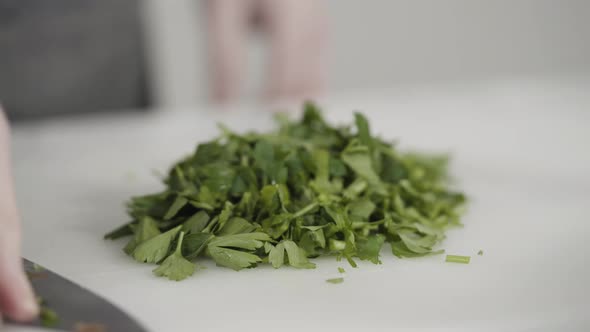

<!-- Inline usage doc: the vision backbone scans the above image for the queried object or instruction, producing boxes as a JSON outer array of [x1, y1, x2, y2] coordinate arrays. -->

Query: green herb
[[282, 240, 316, 269], [106, 103, 467, 280], [124, 217, 161, 254], [477, 250, 483, 256], [104, 222, 133, 240], [182, 232, 212, 260], [206, 232, 273, 270], [132, 226, 182, 263], [153, 231, 196, 281], [338, 267, 345, 273], [445, 254, 471, 264], [36, 297, 58, 328], [326, 277, 344, 284], [182, 211, 210, 234], [40, 307, 59, 327]]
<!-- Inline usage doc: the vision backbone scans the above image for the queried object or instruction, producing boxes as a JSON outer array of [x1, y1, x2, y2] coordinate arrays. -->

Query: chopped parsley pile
[[105, 103, 466, 281]]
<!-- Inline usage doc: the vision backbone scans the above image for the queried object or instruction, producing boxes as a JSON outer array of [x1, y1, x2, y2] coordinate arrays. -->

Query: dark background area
[[0, 0, 150, 120]]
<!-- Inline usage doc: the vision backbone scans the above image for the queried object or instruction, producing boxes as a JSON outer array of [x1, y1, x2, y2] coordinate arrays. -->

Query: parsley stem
[[326, 277, 344, 284], [293, 202, 319, 219], [445, 254, 470, 264], [175, 231, 185, 254]]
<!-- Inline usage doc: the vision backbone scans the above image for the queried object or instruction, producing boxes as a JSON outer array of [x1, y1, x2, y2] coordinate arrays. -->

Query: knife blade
[[6, 259, 148, 332]]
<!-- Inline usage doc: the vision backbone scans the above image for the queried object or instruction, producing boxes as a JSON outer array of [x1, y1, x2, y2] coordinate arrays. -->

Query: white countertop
[[8, 76, 590, 332]]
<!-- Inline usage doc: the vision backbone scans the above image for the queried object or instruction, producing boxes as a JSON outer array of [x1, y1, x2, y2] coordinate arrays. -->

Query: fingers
[[0, 227, 38, 322], [261, 0, 327, 103], [205, 0, 251, 103], [0, 109, 38, 322]]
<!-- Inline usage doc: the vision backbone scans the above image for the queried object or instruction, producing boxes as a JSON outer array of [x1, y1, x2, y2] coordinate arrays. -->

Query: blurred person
[[206, 0, 326, 103], [0, 0, 327, 321]]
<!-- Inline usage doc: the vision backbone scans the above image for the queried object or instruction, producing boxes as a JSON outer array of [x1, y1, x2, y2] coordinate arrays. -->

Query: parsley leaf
[[182, 232, 212, 260], [208, 232, 272, 251], [132, 226, 182, 264], [341, 141, 387, 195], [206, 232, 271, 270], [268, 240, 316, 269], [163, 196, 188, 220], [216, 217, 257, 236], [154, 231, 196, 281], [124, 216, 161, 255], [182, 210, 210, 234], [356, 234, 385, 264], [268, 242, 286, 268], [207, 246, 262, 271], [104, 222, 134, 240]]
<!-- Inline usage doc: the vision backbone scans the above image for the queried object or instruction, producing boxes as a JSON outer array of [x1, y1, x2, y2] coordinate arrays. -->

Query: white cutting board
[[9, 78, 590, 332]]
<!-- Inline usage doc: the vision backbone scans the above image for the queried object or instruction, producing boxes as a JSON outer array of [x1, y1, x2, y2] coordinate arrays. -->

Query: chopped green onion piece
[[477, 250, 483, 256], [326, 277, 344, 284], [445, 254, 470, 264], [338, 267, 345, 274]]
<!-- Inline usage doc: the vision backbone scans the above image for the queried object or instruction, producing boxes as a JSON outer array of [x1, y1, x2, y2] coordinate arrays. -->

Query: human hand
[[206, 0, 327, 103], [0, 108, 38, 322]]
